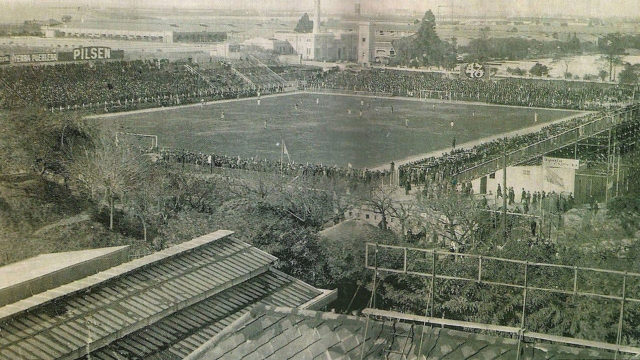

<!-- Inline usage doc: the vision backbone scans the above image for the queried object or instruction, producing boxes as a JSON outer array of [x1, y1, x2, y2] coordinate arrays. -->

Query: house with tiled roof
[[186, 305, 623, 360]]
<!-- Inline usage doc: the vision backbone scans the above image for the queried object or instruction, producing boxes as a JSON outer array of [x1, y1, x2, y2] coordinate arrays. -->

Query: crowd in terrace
[[158, 149, 391, 183], [308, 69, 636, 110], [272, 65, 323, 82], [229, 57, 287, 89], [398, 112, 604, 188], [0, 59, 282, 111]]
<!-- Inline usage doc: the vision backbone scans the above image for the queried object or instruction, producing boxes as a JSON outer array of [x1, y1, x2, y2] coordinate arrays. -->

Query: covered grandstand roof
[[186, 306, 618, 360], [0, 230, 335, 360]]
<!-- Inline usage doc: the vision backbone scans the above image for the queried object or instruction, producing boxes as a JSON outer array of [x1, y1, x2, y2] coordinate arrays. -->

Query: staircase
[[248, 55, 287, 85]]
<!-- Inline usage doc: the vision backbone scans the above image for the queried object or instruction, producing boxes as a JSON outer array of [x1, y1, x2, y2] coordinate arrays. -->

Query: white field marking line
[[86, 89, 584, 120], [303, 89, 587, 112], [369, 111, 592, 171], [84, 90, 306, 120], [83, 89, 592, 172]]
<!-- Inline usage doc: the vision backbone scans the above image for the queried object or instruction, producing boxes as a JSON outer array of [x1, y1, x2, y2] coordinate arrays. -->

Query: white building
[[470, 157, 580, 202], [272, 0, 362, 62], [43, 26, 174, 43], [242, 37, 295, 54], [357, 22, 376, 65]]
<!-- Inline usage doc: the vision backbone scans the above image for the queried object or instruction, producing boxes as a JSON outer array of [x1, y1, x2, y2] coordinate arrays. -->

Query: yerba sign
[[1, 47, 124, 64]]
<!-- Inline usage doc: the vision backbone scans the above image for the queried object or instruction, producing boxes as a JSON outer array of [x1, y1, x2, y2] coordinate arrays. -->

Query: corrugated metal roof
[[89, 269, 325, 360], [0, 230, 236, 323], [0, 230, 280, 360]]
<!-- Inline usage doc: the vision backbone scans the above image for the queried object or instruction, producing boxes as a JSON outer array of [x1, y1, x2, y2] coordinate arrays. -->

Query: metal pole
[[516, 262, 529, 360], [403, 248, 407, 273], [615, 273, 627, 360], [280, 141, 283, 175], [606, 128, 612, 202], [574, 129, 579, 159], [430, 251, 436, 318], [503, 141, 508, 243], [616, 149, 621, 197], [360, 244, 379, 360]]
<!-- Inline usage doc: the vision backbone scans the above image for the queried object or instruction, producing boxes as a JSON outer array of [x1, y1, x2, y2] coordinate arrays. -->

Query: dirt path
[[33, 213, 91, 236]]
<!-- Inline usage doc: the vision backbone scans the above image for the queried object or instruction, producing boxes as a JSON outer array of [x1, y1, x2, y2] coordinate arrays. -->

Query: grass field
[[106, 93, 577, 169]]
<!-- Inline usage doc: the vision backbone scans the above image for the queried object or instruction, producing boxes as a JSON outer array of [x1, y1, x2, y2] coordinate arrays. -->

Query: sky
[[5, 0, 640, 19]]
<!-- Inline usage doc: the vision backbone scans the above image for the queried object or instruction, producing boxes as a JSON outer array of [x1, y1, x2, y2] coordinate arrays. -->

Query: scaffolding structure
[[361, 242, 640, 359], [454, 103, 640, 183]]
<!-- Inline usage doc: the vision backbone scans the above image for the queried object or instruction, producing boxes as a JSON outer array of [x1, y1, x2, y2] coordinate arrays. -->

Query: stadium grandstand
[[0, 58, 296, 112], [398, 104, 640, 204], [228, 56, 289, 91], [1, 58, 638, 204], [307, 68, 637, 110]]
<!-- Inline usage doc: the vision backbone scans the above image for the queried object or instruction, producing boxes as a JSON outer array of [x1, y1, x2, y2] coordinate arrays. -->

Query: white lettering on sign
[[11, 53, 58, 63], [73, 47, 112, 60], [542, 157, 579, 169], [465, 63, 485, 78]]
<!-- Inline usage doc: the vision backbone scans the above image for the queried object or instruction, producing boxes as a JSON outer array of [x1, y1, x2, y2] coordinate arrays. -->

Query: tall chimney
[[313, 0, 320, 34]]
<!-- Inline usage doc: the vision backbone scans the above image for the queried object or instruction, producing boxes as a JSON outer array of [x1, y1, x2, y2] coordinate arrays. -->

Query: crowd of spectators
[[308, 68, 636, 110], [0, 59, 285, 111], [398, 109, 640, 189], [159, 149, 391, 184], [3, 60, 637, 197], [228, 57, 288, 89]]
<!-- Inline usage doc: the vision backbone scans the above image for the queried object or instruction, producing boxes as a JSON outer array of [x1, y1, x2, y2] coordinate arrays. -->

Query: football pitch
[[106, 93, 579, 169]]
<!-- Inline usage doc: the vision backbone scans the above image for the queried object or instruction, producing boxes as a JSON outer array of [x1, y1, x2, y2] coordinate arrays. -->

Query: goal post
[[419, 89, 448, 100], [115, 132, 158, 150]]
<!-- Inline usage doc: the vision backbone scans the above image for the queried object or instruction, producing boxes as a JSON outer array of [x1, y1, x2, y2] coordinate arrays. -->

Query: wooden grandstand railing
[[453, 103, 640, 182], [364, 242, 640, 358], [248, 55, 287, 85], [230, 66, 256, 89]]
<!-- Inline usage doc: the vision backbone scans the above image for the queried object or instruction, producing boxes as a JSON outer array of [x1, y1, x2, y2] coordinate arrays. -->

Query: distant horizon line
[[18, 5, 640, 21]]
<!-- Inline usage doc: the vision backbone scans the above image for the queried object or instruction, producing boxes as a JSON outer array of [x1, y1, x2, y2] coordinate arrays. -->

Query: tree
[[294, 13, 313, 33], [71, 129, 145, 231], [507, 67, 526, 76], [530, 62, 550, 77], [415, 191, 483, 251], [361, 184, 396, 230], [618, 63, 639, 84], [391, 201, 415, 236], [607, 196, 640, 236], [4, 107, 89, 177], [599, 33, 626, 81], [599, 69, 609, 81], [391, 10, 456, 68]]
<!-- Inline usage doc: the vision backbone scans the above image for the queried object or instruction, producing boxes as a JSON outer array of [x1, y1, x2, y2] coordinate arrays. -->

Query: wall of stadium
[[472, 164, 576, 201]]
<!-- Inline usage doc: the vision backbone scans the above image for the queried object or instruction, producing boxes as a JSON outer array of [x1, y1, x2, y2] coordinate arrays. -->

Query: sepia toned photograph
[[0, 0, 639, 358]]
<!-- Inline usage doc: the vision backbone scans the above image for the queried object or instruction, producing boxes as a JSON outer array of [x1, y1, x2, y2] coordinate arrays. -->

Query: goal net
[[115, 132, 158, 150]]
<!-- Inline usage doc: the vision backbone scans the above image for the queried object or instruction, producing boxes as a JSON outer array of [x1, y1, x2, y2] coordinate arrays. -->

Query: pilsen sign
[[73, 46, 111, 60], [57, 47, 123, 61]]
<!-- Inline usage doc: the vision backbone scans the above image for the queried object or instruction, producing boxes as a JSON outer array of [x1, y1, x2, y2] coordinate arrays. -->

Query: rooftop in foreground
[[0, 230, 335, 360], [0, 246, 129, 307], [186, 305, 622, 360]]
